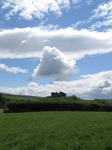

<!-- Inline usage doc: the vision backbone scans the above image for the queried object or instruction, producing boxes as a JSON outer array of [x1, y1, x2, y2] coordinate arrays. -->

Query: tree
[[0, 93, 3, 103]]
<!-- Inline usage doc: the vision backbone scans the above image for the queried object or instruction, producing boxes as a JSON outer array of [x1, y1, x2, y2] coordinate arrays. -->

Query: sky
[[0, 0, 112, 99]]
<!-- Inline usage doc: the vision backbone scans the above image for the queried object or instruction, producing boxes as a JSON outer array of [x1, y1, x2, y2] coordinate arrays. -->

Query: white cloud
[[102, 86, 112, 99], [32, 46, 77, 81], [91, 1, 111, 19], [72, 0, 92, 5], [72, 0, 81, 4], [86, 0, 93, 5], [1, 0, 70, 20], [1, 70, 112, 99], [1, 0, 93, 20], [0, 63, 27, 74], [0, 27, 112, 59], [89, 1, 112, 30], [73, 1, 112, 31], [1, 0, 94, 21]]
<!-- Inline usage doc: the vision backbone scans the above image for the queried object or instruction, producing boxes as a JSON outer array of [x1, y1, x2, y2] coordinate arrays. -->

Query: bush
[[0, 93, 4, 108], [0, 93, 3, 103], [86, 103, 101, 111], [5, 101, 86, 112]]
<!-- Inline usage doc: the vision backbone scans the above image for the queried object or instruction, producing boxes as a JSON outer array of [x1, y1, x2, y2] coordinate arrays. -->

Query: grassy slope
[[0, 111, 112, 150], [3, 94, 112, 104]]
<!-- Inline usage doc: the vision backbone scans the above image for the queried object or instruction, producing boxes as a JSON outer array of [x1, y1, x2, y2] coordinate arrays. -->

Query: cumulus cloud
[[0, 27, 112, 59], [32, 46, 77, 81], [1, 0, 70, 20], [0, 63, 27, 74], [1, 70, 112, 99], [79, 71, 112, 99]]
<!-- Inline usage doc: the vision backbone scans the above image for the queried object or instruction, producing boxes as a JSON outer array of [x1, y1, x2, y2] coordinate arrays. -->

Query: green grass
[[0, 109, 3, 113], [3, 96, 28, 101], [0, 111, 112, 150]]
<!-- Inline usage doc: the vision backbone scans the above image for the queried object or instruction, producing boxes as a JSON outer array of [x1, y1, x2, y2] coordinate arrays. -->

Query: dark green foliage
[[70, 95, 79, 100], [0, 93, 3, 103], [0, 93, 5, 109], [86, 103, 101, 111], [5, 100, 112, 113], [6, 102, 85, 112]]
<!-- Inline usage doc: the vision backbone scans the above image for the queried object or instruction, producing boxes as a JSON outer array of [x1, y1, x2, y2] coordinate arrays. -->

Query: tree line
[[4, 101, 112, 113]]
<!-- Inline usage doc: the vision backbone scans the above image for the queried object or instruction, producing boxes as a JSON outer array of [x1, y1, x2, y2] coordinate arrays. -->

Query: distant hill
[[104, 99, 112, 102], [1, 93, 41, 100], [1, 92, 112, 101]]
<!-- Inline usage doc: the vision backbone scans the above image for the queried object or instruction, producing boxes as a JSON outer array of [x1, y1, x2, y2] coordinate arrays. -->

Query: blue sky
[[0, 0, 112, 99]]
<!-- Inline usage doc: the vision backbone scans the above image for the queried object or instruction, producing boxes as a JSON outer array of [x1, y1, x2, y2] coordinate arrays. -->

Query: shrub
[[0, 93, 3, 103]]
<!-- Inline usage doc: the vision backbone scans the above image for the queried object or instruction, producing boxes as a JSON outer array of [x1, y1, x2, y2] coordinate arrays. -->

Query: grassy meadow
[[0, 110, 112, 150]]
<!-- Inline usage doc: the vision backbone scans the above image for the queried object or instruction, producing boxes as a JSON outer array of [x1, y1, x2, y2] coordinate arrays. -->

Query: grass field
[[0, 110, 112, 150]]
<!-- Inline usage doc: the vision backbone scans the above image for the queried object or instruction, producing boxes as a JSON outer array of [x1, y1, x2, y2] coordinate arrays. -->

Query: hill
[[2, 93, 41, 100]]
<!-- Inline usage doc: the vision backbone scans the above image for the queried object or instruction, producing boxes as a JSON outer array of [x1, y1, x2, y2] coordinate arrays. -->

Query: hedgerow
[[5, 101, 112, 113]]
